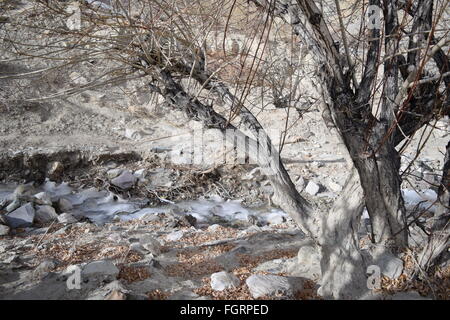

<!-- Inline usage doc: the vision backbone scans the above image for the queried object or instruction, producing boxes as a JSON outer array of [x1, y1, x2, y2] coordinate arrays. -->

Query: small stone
[[82, 260, 119, 278], [107, 168, 122, 179], [57, 213, 78, 224], [139, 235, 161, 255], [328, 180, 343, 193], [111, 170, 137, 190], [210, 271, 240, 291], [105, 290, 127, 300], [305, 181, 320, 196], [0, 224, 10, 236], [35, 205, 58, 224], [48, 161, 64, 180], [34, 192, 52, 205], [5, 203, 35, 228], [58, 198, 73, 212], [245, 274, 304, 299]]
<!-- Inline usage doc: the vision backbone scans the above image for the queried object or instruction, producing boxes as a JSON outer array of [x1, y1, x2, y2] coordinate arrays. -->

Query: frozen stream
[[0, 180, 290, 227], [0, 180, 438, 228]]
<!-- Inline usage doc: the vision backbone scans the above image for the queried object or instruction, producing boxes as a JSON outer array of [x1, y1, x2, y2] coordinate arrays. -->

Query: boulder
[[82, 260, 119, 279], [245, 274, 304, 299], [139, 235, 162, 255], [35, 205, 58, 224], [373, 250, 404, 279], [111, 170, 137, 190], [210, 271, 240, 291], [5, 203, 35, 228], [57, 213, 78, 224], [58, 198, 73, 212]]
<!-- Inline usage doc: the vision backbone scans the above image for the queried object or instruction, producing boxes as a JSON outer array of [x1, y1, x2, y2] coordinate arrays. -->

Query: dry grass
[[118, 265, 151, 283]]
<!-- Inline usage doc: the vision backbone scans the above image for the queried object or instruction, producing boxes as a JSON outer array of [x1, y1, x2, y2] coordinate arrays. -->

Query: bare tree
[[1, 0, 448, 298]]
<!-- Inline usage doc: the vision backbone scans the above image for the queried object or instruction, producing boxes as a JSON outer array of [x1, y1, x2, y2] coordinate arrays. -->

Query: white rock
[[57, 213, 78, 224], [5, 203, 35, 228], [58, 198, 73, 212], [111, 170, 137, 190], [166, 230, 185, 241], [107, 168, 122, 179], [34, 192, 53, 205], [133, 169, 147, 179], [305, 181, 320, 196], [245, 274, 304, 299], [328, 180, 343, 193], [210, 271, 240, 291], [0, 224, 10, 236], [6, 199, 20, 213], [207, 224, 222, 232], [82, 260, 119, 278], [35, 205, 58, 224]]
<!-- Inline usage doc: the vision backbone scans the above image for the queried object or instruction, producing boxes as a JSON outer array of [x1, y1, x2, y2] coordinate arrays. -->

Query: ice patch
[[402, 189, 438, 213]]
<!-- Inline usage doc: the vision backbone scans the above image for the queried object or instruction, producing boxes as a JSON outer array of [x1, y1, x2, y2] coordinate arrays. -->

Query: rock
[[0, 224, 10, 236], [373, 250, 404, 279], [266, 213, 286, 225], [207, 224, 221, 232], [5, 203, 35, 228], [129, 243, 147, 255], [86, 280, 128, 300], [111, 170, 137, 190], [133, 169, 146, 179], [166, 230, 185, 241], [254, 258, 292, 275], [34, 192, 52, 205], [82, 260, 119, 279], [33, 259, 56, 278], [13, 184, 34, 197], [6, 199, 20, 213], [58, 198, 73, 212], [295, 176, 306, 190], [210, 271, 240, 291], [124, 128, 143, 140], [327, 180, 343, 193], [245, 274, 304, 299], [106, 168, 122, 179], [292, 243, 322, 279], [35, 205, 58, 224], [105, 290, 127, 300], [57, 213, 78, 224], [139, 235, 162, 255], [48, 161, 64, 180], [304, 181, 320, 196]]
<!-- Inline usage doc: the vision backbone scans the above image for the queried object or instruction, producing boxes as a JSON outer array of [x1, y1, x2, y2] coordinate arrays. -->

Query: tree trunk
[[318, 168, 369, 299]]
